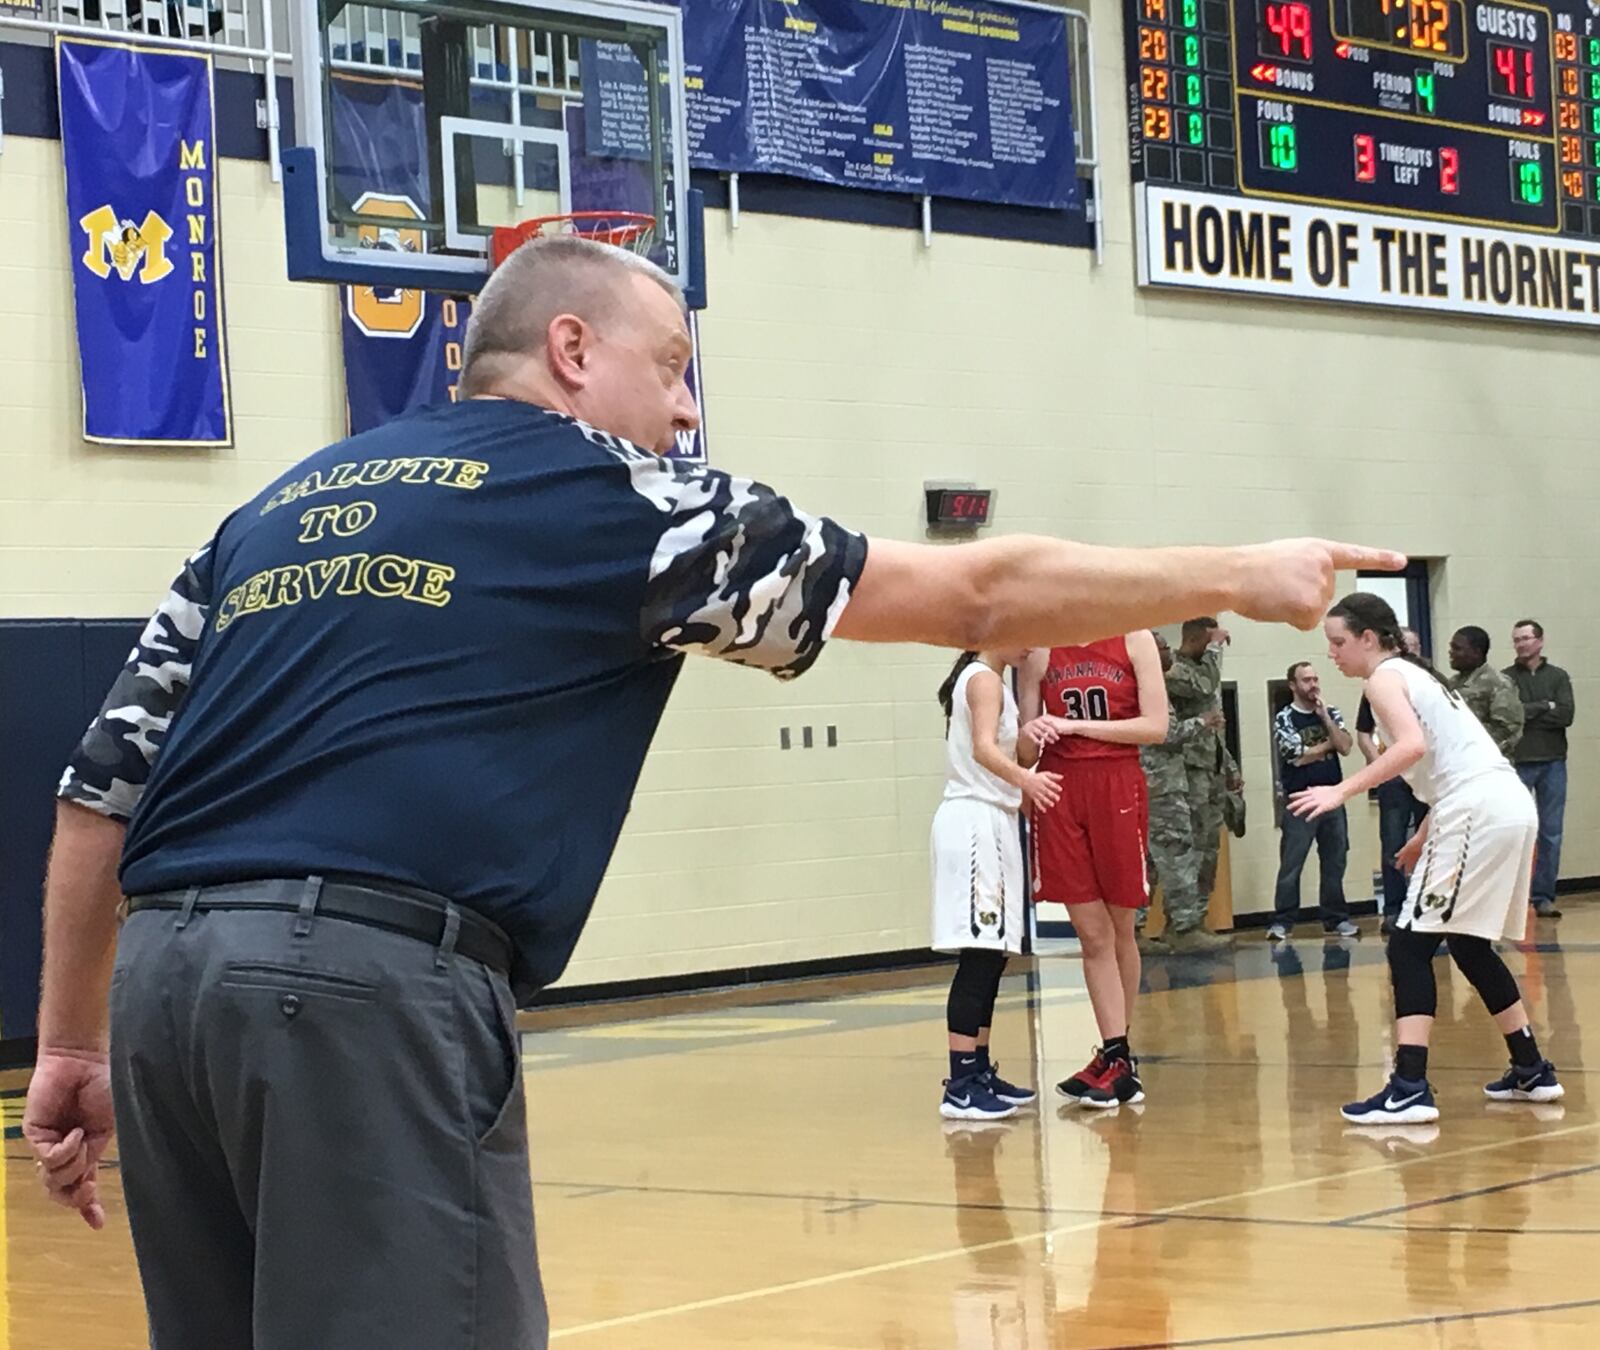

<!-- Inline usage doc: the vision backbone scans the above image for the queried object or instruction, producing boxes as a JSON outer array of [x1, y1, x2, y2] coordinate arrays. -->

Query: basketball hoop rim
[[491, 211, 658, 269]]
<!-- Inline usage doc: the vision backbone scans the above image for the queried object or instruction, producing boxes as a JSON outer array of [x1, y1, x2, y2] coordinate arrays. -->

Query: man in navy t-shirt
[[1269, 660, 1358, 940], [24, 236, 1404, 1349]]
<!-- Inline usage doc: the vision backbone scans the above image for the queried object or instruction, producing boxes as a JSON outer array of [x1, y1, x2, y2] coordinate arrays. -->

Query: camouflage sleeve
[[1165, 646, 1222, 702], [1273, 706, 1305, 764], [1487, 674, 1526, 757], [1165, 712, 1207, 746], [623, 454, 868, 680], [57, 545, 215, 821]]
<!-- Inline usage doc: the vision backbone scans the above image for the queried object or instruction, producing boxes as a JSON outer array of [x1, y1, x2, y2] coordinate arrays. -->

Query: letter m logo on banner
[[78, 205, 175, 283]]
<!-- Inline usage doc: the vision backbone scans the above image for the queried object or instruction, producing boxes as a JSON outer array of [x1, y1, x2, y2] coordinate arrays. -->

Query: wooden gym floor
[[3, 901, 1596, 1348]]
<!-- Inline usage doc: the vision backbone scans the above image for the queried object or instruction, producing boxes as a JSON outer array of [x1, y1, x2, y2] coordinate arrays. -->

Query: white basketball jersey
[[1374, 657, 1514, 804], [943, 663, 1023, 811]]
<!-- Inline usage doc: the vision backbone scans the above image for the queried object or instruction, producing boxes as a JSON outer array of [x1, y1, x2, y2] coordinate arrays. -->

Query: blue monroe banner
[[57, 38, 232, 446], [589, 0, 1078, 210]]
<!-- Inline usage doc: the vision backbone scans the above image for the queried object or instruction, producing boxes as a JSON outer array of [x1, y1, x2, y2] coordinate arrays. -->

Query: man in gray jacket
[[1506, 619, 1575, 919]]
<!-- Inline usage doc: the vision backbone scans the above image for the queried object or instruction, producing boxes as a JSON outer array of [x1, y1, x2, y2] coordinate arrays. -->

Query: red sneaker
[[1077, 1056, 1145, 1109], [1055, 1047, 1108, 1100]]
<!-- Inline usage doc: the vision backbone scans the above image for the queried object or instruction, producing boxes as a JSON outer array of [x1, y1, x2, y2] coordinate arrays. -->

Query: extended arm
[[832, 537, 1404, 649], [633, 460, 1400, 665]]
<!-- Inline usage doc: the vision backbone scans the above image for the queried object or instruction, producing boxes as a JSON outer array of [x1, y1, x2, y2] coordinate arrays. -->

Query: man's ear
[[546, 314, 589, 387]]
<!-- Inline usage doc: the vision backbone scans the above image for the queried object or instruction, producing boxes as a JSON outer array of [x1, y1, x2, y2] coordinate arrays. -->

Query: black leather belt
[[126, 877, 514, 978]]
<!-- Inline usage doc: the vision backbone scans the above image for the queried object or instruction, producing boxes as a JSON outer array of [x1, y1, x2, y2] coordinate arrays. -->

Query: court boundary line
[[549, 1121, 1600, 1338], [1092, 1295, 1600, 1348], [536, 1172, 1600, 1235], [1332, 1161, 1600, 1225], [13, 1155, 1590, 1238]]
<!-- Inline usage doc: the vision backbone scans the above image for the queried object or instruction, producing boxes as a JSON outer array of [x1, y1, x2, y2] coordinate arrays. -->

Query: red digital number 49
[[1266, 2, 1312, 60]]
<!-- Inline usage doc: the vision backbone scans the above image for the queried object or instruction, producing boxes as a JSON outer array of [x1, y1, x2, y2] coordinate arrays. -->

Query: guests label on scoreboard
[[1137, 184, 1600, 328]]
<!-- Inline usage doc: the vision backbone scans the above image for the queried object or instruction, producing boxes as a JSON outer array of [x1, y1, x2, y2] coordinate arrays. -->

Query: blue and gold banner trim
[[57, 37, 232, 446]]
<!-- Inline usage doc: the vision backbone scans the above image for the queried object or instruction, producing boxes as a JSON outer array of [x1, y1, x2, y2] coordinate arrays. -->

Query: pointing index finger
[[1326, 543, 1408, 572]]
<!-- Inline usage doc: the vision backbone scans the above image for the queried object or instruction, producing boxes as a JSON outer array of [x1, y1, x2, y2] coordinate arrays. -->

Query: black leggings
[[947, 948, 1009, 1037], [1387, 926, 1523, 1019]]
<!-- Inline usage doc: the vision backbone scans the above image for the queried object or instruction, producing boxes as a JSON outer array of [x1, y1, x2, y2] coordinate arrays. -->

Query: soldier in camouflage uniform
[[1171, 618, 1230, 897], [1448, 626, 1524, 759], [1142, 627, 1233, 953]]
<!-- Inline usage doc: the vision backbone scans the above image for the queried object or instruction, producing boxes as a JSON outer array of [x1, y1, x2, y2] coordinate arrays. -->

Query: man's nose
[[672, 379, 700, 433]]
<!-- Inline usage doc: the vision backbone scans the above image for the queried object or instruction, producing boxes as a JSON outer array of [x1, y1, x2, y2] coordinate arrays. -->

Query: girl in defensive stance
[[932, 650, 1061, 1120], [1289, 594, 1562, 1124]]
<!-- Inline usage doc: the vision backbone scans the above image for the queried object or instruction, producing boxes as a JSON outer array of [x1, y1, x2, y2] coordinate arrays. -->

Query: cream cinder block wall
[[2, 0, 1596, 991]]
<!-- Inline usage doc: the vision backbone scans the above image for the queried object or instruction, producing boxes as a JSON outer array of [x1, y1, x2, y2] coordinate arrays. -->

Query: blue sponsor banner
[[331, 76, 473, 434], [57, 38, 231, 446], [593, 0, 1077, 211]]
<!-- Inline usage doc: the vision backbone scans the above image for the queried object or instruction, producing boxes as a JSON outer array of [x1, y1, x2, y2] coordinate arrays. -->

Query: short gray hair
[[459, 235, 684, 396]]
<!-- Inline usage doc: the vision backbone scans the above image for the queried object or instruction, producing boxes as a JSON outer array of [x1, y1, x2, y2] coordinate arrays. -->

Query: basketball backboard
[[281, 0, 697, 300]]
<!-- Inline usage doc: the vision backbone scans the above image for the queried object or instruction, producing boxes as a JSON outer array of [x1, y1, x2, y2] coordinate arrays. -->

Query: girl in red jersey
[[1021, 632, 1167, 1107]]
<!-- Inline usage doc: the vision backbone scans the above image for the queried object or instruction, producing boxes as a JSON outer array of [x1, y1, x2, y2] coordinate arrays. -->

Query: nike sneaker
[[940, 1073, 1019, 1121], [1055, 1047, 1108, 1101], [981, 1061, 1037, 1108], [1483, 1060, 1564, 1103], [1341, 1074, 1439, 1125]]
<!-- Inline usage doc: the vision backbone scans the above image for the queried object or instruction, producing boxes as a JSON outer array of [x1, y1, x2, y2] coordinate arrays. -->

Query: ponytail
[[937, 651, 982, 730], [1327, 593, 1456, 696]]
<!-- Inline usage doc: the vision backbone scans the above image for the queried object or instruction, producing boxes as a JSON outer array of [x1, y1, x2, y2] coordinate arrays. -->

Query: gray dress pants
[[110, 901, 547, 1350]]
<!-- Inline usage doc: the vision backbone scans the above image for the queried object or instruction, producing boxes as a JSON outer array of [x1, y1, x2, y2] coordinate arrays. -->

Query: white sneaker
[[1328, 920, 1361, 938], [1267, 923, 1290, 941]]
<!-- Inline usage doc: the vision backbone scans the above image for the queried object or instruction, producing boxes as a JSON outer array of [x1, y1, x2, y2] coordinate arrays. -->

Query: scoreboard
[[1126, 0, 1600, 326]]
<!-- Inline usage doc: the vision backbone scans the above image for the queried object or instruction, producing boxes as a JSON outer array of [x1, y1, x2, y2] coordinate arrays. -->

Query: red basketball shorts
[[1031, 756, 1149, 909]]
